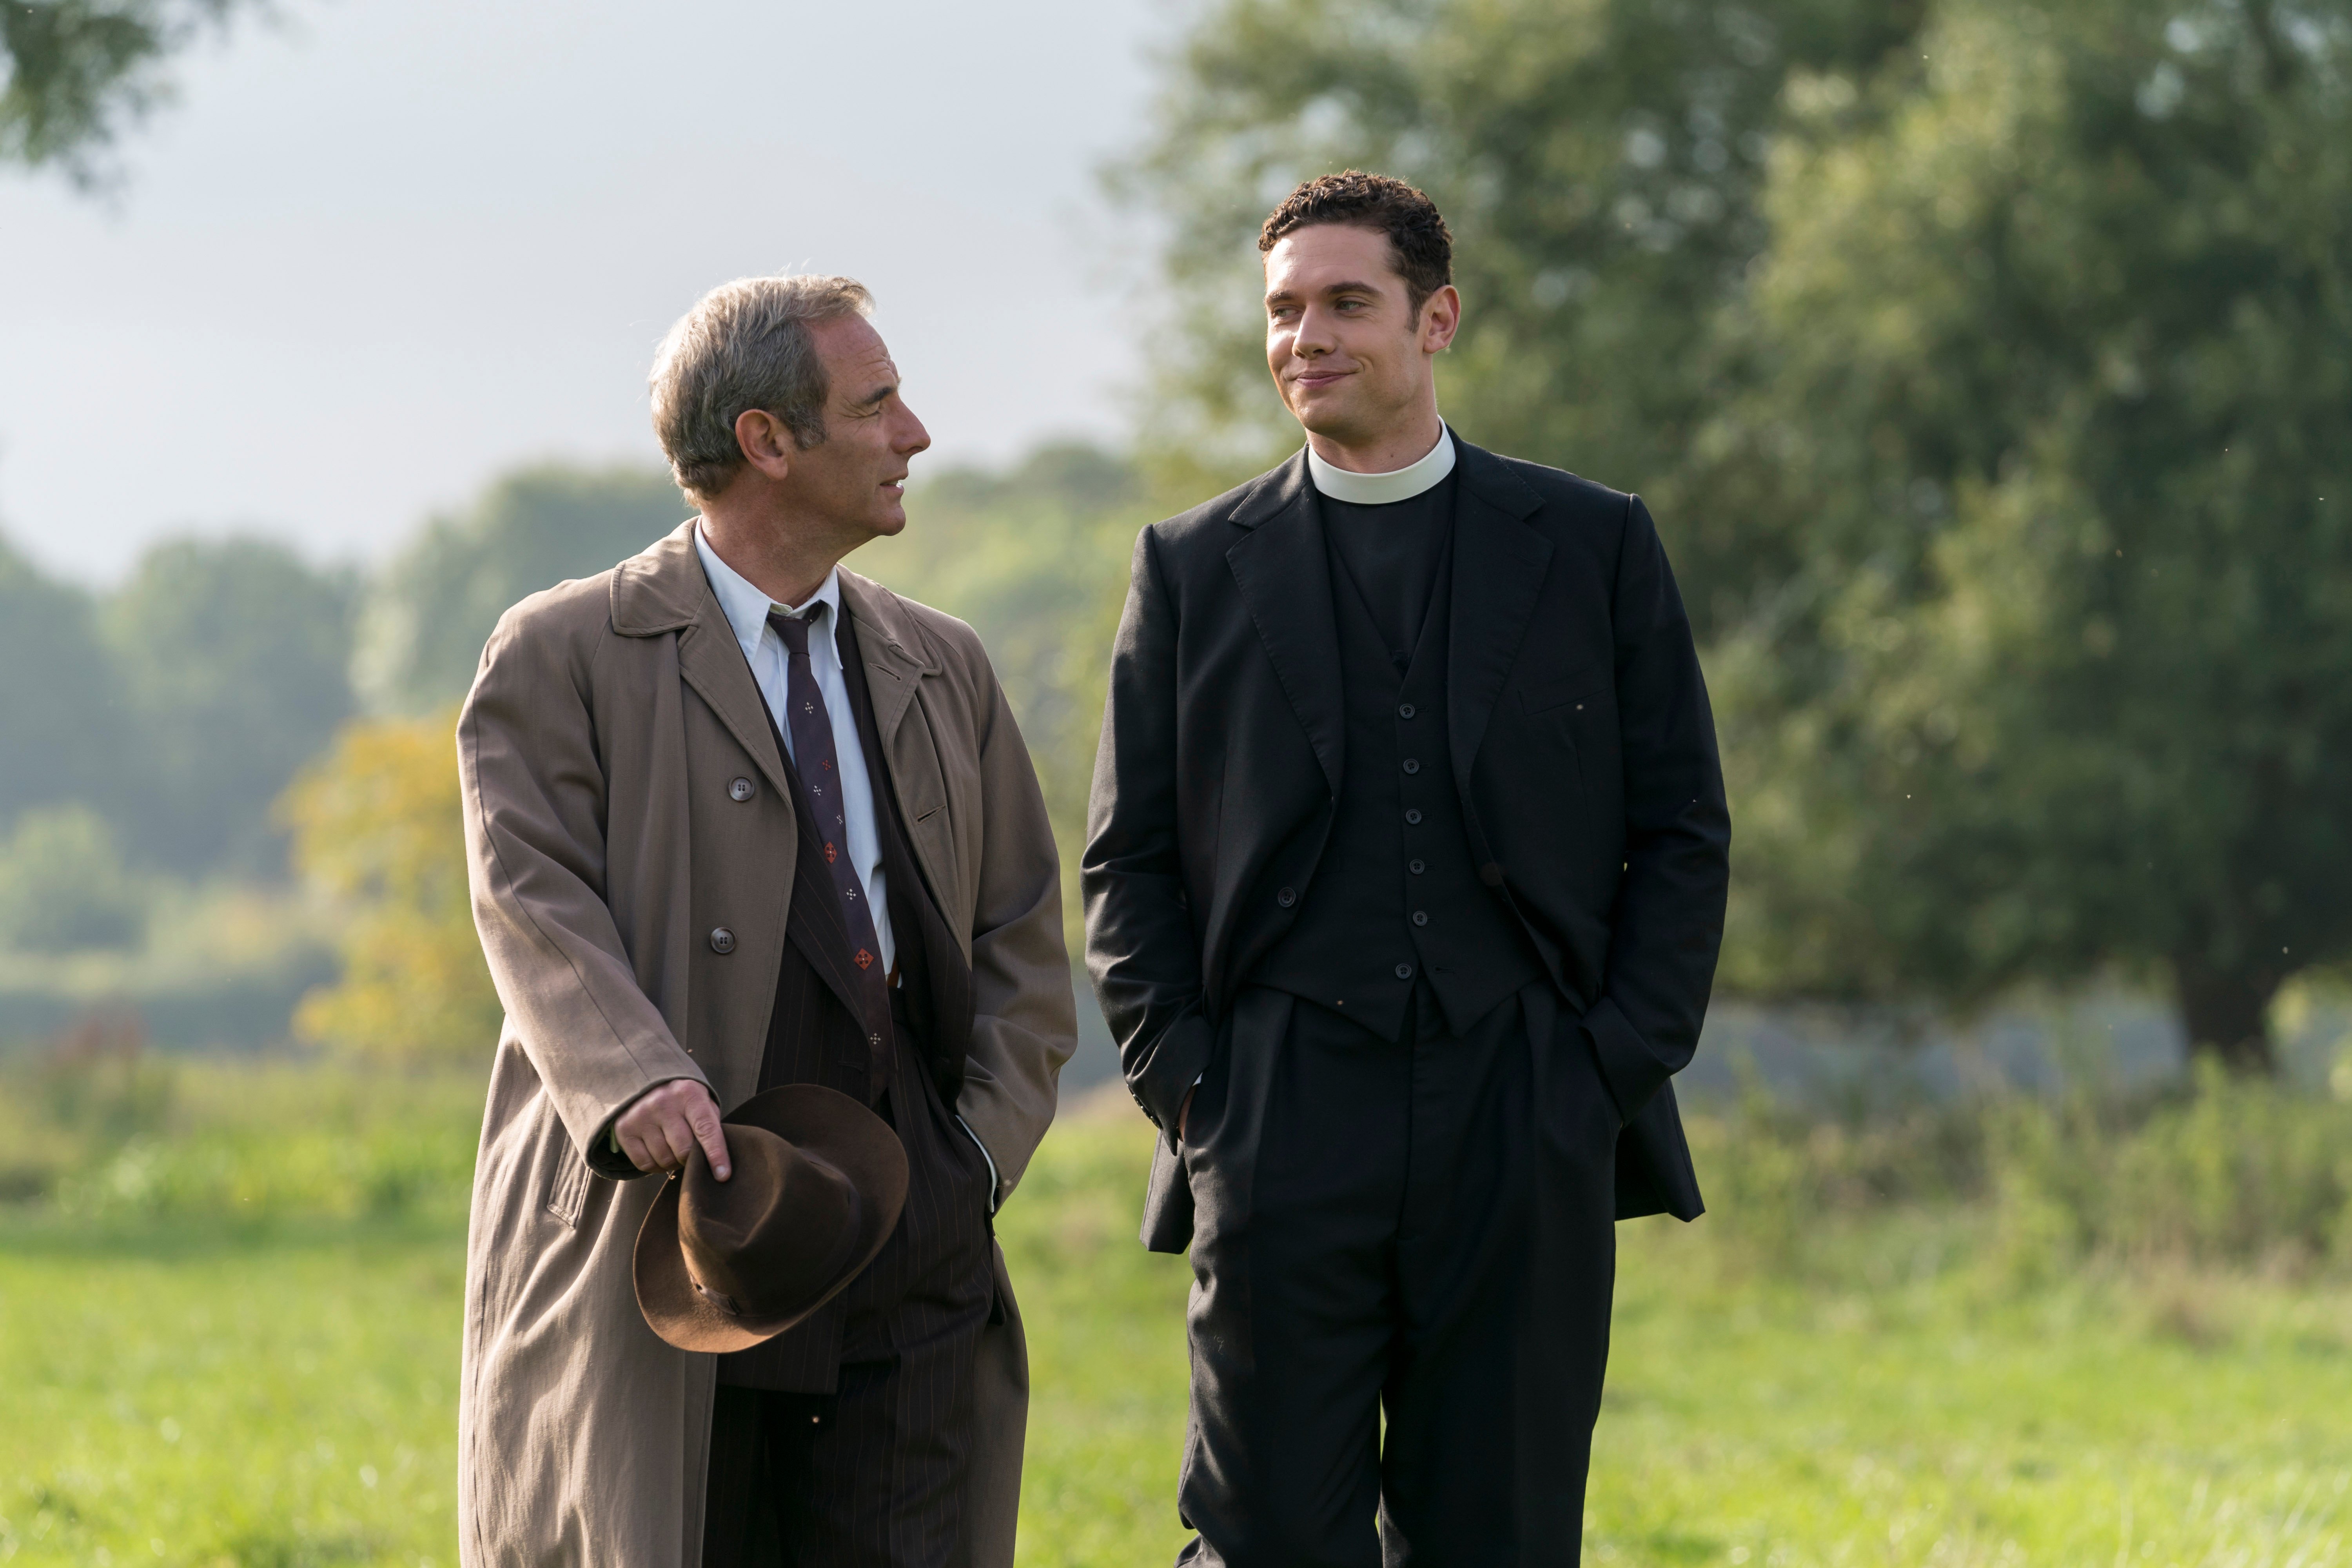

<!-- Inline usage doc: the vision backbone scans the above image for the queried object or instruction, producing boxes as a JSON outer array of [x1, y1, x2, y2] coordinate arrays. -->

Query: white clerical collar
[[1306, 422, 1455, 505]]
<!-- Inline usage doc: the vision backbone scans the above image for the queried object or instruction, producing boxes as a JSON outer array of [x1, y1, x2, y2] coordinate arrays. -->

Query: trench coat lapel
[[1446, 440, 1552, 798], [611, 523, 799, 805], [1225, 452, 1345, 796]]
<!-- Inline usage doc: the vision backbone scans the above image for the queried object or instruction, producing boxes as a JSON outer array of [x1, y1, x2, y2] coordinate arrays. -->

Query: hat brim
[[634, 1083, 909, 1354]]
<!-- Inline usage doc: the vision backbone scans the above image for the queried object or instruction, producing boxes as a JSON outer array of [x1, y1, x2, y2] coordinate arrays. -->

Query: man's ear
[[734, 408, 797, 482], [1420, 284, 1463, 355]]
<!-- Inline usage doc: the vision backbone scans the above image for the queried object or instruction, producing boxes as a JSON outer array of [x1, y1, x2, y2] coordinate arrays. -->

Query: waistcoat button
[[728, 777, 755, 802], [1276, 886, 1298, 907], [1409, 858, 1426, 874], [1394, 962, 1415, 980], [1398, 703, 1416, 719], [1412, 910, 1429, 927], [1401, 759, 1420, 775], [708, 927, 736, 955], [1404, 809, 1423, 825]]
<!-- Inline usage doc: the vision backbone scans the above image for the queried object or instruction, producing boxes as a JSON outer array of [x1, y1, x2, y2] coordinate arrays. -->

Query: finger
[[617, 1126, 658, 1174], [688, 1096, 731, 1181], [655, 1112, 699, 1174]]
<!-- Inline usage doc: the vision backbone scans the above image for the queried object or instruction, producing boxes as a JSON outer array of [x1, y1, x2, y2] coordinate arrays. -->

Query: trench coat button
[[1412, 910, 1429, 927], [708, 927, 736, 955], [1409, 858, 1426, 874], [1398, 703, 1416, 719], [728, 777, 755, 802], [1401, 759, 1421, 775], [1404, 808, 1423, 825], [1394, 962, 1415, 980], [1276, 886, 1297, 908]]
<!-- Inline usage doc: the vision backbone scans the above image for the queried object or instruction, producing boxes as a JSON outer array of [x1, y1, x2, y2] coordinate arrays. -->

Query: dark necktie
[[768, 608, 892, 1071]]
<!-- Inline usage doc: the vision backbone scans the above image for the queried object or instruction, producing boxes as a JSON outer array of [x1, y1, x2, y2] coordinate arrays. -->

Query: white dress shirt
[[695, 523, 893, 974], [692, 522, 1000, 1207]]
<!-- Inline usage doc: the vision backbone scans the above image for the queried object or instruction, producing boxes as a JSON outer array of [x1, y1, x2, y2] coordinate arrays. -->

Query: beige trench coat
[[454, 523, 1076, 1567]]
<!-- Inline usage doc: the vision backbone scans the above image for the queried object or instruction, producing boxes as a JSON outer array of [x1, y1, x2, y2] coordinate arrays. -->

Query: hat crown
[[677, 1127, 862, 1318]]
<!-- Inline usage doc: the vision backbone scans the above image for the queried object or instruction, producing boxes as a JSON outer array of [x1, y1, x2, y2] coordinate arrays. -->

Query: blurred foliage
[[100, 536, 356, 874], [0, 0, 260, 187], [0, 533, 132, 834], [0, 530, 353, 892], [352, 463, 687, 716], [1709, 0, 2352, 1069], [1131, 0, 2352, 1069], [0, 1013, 171, 1201], [0, 1052, 477, 1221], [0, 802, 146, 953], [859, 443, 1154, 949], [279, 710, 500, 1067]]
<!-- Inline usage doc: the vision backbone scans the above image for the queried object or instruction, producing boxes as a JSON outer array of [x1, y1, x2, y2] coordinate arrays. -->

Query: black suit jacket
[[1082, 436, 1729, 1221]]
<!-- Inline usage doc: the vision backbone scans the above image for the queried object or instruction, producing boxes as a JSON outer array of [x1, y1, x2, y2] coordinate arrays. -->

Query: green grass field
[[3, 1068, 2350, 1566]]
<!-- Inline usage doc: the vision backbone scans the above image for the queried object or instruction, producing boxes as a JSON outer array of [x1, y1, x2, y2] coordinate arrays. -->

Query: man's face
[[1263, 223, 1453, 448], [782, 315, 931, 543]]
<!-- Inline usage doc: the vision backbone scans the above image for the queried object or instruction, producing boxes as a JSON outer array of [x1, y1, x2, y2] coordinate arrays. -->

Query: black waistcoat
[[1254, 492, 1545, 1042], [718, 613, 991, 1391]]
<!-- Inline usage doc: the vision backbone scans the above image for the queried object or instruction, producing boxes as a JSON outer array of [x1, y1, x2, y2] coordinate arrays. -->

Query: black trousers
[[703, 1348, 971, 1568], [1176, 982, 1620, 1568]]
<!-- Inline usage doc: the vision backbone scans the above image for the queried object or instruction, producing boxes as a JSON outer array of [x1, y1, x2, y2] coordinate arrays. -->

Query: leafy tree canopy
[[1, 0, 256, 185], [0, 532, 132, 831], [101, 535, 356, 873], [1713, 0, 2352, 1069]]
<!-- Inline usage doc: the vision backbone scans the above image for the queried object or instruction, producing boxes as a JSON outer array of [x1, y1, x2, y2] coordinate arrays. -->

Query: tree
[[279, 711, 502, 1066], [101, 535, 356, 874], [1117, 0, 1922, 638], [351, 464, 688, 715], [1710, 0, 2352, 1071], [0, 532, 133, 834], [0, 803, 145, 952], [2, 0, 259, 185]]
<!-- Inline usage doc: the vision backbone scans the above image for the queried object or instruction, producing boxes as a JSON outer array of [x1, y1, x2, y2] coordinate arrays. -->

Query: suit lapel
[[1446, 441, 1552, 797], [1225, 454, 1345, 796]]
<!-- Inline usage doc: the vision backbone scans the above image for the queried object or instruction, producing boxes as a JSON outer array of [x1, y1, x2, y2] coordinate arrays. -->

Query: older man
[[1086, 172, 1730, 1564], [456, 275, 1074, 1567]]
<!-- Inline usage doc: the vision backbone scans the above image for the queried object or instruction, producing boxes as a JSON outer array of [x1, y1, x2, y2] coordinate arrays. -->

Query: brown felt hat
[[633, 1083, 907, 1353]]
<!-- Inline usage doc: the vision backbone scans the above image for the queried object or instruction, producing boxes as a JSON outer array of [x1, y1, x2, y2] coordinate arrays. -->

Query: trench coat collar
[[1221, 435, 1551, 792], [609, 522, 940, 805]]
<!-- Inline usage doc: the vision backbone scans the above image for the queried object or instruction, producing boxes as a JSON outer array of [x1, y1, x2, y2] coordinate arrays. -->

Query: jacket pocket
[[1521, 665, 1609, 716], [544, 1137, 593, 1228]]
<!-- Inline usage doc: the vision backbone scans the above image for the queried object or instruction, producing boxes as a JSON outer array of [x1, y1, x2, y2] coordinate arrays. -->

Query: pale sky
[[0, 0, 1172, 584]]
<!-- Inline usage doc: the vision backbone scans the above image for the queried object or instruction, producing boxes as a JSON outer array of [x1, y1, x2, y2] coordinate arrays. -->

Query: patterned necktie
[[767, 608, 892, 1070]]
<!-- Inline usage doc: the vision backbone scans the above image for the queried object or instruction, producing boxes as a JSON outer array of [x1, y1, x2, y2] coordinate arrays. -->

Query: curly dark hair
[[1258, 170, 1454, 318]]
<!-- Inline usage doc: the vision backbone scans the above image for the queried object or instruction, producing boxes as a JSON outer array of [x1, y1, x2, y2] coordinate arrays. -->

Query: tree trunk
[[2172, 955, 2280, 1075]]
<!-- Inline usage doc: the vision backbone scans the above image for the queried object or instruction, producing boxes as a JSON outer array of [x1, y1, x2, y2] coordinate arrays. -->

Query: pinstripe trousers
[[702, 992, 994, 1567]]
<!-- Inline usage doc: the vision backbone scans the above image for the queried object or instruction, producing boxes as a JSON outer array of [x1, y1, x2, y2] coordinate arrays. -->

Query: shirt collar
[[693, 519, 843, 667], [1305, 421, 1455, 506]]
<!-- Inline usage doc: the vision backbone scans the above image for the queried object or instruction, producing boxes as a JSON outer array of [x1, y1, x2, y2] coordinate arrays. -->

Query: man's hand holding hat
[[615, 1079, 733, 1181]]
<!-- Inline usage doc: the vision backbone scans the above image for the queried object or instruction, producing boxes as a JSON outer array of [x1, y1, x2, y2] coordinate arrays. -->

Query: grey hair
[[648, 274, 875, 499]]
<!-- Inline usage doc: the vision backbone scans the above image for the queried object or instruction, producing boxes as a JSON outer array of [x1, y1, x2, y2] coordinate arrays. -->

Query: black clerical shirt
[[1320, 469, 1459, 671]]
